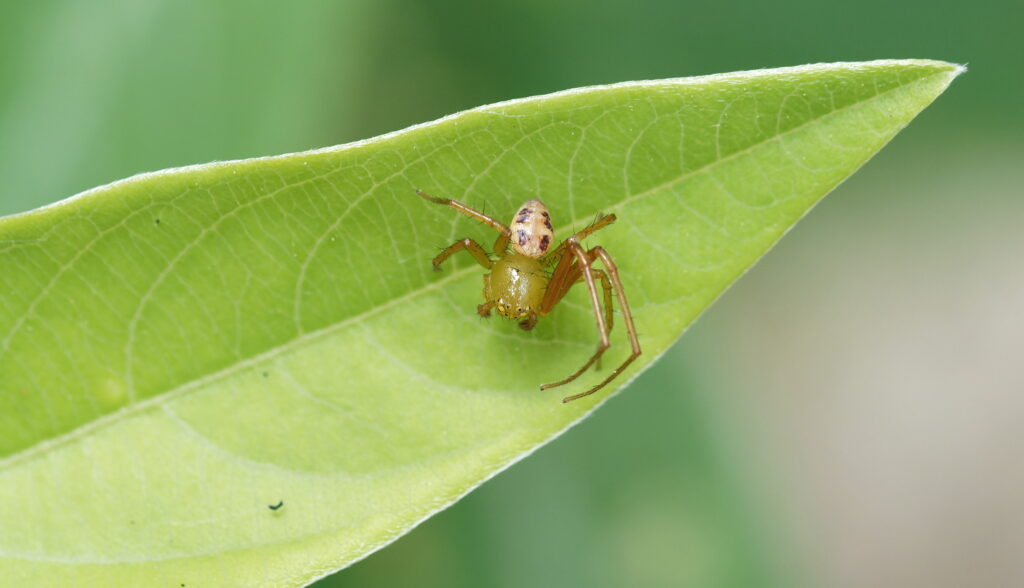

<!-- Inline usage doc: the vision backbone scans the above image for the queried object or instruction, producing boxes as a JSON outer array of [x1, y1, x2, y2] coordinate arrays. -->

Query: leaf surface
[[0, 60, 961, 586]]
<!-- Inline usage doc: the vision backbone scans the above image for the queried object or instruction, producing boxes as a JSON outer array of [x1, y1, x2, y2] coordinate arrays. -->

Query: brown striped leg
[[561, 246, 641, 403], [431, 238, 492, 270], [589, 268, 614, 335], [540, 260, 614, 335], [493, 231, 510, 256], [539, 244, 577, 313], [417, 190, 512, 237], [539, 239, 610, 393], [588, 268, 613, 370], [541, 213, 617, 266]]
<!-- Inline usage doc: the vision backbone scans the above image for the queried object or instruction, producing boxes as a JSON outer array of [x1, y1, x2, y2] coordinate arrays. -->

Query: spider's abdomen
[[485, 254, 547, 319], [509, 199, 554, 258]]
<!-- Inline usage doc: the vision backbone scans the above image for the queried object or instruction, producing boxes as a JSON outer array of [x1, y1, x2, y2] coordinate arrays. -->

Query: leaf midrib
[[0, 68, 939, 472]]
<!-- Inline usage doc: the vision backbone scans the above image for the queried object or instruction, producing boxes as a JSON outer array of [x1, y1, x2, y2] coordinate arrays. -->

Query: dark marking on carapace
[[539, 235, 551, 251], [543, 218, 552, 230], [517, 229, 529, 246]]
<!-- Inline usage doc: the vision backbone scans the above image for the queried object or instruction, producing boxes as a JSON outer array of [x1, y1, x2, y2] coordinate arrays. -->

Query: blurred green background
[[2, 1, 1020, 586]]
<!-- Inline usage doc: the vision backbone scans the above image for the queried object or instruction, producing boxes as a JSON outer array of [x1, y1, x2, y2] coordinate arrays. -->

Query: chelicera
[[417, 190, 641, 402]]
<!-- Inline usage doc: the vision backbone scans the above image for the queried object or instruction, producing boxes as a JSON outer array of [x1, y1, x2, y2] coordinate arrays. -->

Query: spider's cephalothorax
[[416, 190, 641, 402]]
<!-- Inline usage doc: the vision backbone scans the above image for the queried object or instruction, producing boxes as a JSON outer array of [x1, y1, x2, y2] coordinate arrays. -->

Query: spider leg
[[417, 190, 512, 237], [557, 266, 610, 368], [541, 213, 617, 266], [561, 246, 641, 403], [538, 243, 577, 313], [493, 231, 510, 256], [538, 239, 611, 392], [539, 256, 613, 333], [588, 268, 614, 335], [431, 238, 492, 270], [586, 268, 613, 370]]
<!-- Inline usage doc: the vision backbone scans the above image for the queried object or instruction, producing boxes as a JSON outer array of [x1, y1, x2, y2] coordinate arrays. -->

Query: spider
[[417, 190, 641, 402]]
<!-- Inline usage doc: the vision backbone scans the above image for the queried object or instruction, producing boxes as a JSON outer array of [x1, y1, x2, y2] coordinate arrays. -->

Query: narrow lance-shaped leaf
[[0, 60, 961, 586]]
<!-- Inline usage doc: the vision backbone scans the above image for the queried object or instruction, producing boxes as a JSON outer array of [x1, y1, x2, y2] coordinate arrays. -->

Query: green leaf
[[0, 60, 961, 586]]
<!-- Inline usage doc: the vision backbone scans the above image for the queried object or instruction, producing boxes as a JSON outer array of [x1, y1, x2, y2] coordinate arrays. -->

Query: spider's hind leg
[[416, 190, 512, 237]]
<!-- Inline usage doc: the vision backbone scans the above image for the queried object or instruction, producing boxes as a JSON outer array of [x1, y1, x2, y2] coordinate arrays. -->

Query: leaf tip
[[931, 59, 968, 94], [920, 58, 967, 80]]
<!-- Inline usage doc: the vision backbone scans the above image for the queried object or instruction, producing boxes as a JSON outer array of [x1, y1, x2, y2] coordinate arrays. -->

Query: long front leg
[[538, 245, 577, 313], [561, 246, 641, 403], [586, 267, 613, 371], [539, 240, 610, 393], [589, 268, 614, 334], [538, 256, 612, 333]]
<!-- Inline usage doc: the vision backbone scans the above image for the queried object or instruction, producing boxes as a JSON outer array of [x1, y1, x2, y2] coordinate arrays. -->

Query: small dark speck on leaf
[[155, 219, 161, 225], [261, 372, 269, 378], [269, 500, 284, 511]]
